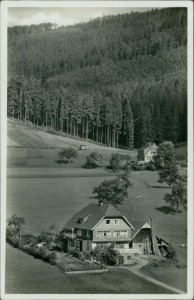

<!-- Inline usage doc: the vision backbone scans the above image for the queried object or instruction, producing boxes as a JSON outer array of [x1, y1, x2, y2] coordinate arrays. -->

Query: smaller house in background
[[138, 142, 158, 163]]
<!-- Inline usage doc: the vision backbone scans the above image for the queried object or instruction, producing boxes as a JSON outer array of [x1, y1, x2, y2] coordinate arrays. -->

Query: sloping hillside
[[7, 118, 136, 167]]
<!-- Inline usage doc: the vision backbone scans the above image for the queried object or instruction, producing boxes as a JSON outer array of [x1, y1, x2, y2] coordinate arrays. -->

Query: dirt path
[[113, 257, 185, 294]]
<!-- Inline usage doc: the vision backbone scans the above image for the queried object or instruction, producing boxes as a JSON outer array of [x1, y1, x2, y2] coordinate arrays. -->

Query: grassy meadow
[[5, 119, 187, 293]]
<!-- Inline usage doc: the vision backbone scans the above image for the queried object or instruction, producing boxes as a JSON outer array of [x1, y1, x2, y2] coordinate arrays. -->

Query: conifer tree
[[122, 98, 134, 149]]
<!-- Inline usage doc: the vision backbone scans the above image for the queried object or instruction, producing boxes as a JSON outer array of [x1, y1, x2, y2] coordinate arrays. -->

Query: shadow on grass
[[55, 159, 71, 165], [156, 206, 176, 215], [156, 206, 183, 214], [150, 185, 169, 189], [82, 164, 98, 169], [105, 166, 113, 170], [89, 195, 99, 199]]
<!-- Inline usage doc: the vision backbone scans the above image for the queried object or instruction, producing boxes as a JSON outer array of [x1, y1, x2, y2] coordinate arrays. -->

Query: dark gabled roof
[[130, 221, 149, 239], [105, 205, 123, 217], [64, 203, 133, 231], [130, 220, 169, 244]]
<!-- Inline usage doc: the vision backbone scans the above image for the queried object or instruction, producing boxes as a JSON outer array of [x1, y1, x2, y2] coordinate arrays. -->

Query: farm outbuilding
[[129, 219, 169, 257], [130, 222, 154, 255]]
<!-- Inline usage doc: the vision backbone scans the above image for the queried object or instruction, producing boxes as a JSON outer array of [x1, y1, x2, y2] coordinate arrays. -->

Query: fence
[[57, 260, 107, 274]]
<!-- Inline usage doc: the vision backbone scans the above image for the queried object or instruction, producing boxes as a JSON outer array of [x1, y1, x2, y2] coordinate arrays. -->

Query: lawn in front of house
[[6, 244, 173, 294]]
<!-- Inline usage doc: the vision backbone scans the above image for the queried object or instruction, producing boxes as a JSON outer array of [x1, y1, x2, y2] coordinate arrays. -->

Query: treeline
[[8, 8, 187, 148]]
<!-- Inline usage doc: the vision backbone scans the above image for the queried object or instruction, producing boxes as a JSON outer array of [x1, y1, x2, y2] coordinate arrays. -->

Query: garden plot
[[56, 252, 103, 273]]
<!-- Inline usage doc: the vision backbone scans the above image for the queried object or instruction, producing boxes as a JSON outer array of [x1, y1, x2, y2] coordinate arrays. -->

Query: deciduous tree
[[93, 173, 131, 207], [58, 147, 77, 164], [164, 179, 187, 212], [85, 152, 102, 168], [7, 214, 26, 247], [154, 141, 180, 187]]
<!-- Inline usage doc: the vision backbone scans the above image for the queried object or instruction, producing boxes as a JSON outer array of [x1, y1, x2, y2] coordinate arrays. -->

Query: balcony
[[93, 236, 130, 242], [64, 232, 76, 239]]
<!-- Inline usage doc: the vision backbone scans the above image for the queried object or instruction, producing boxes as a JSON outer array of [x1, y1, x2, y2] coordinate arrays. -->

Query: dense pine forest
[[8, 8, 187, 149]]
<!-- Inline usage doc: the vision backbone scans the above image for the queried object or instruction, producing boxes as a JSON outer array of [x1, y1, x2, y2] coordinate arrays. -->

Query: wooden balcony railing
[[64, 232, 76, 239], [93, 236, 130, 242]]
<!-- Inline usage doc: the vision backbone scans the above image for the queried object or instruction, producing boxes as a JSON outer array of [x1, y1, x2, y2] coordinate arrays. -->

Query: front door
[[80, 241, 83, 252], [76, 241, 80, 250]]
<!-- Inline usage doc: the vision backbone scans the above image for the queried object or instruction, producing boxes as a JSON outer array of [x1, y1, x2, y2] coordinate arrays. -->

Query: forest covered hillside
[[8, 8, 187, 149]]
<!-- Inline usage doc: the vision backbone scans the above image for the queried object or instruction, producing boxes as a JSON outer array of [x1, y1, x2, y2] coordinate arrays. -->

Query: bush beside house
[[109, 153, 131, 171], [91, 243, 119, 266], [130, 161, 156, 171], [6, 214, 106, 272]]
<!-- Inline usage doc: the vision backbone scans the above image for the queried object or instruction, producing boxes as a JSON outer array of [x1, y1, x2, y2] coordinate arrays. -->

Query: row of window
[[70, 229, 129, 239], [97, 230, 128, 238], [105, 219, 119, 225], [94, 243, 127, 250]]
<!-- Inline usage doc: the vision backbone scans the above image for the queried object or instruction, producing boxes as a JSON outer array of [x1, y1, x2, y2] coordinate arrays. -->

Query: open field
[[6, 244, 173, 294]]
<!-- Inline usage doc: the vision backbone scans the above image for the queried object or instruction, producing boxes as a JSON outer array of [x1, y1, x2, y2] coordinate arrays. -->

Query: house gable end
[[93, 216, 133, 230]]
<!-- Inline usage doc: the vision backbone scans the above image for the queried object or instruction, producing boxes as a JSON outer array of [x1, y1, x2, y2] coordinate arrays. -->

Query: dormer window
[[113, 219, 119, 225], [106, 219, 111, 225], [78, 218, 84, 224], [77, 214, 92, 224]]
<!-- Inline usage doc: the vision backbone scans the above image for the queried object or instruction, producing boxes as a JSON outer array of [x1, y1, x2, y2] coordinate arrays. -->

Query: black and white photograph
[[1, 1, 193, 299]]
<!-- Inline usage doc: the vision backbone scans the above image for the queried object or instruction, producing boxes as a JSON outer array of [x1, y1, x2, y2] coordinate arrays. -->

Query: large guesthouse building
[[64, 203, 167, 265]]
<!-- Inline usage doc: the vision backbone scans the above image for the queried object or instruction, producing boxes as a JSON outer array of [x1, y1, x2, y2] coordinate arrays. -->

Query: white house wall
[[94, 217, 131, 230], [145, 149, 153, 162], [93, 217, 132, 242], [145, 144, 157, 162]]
